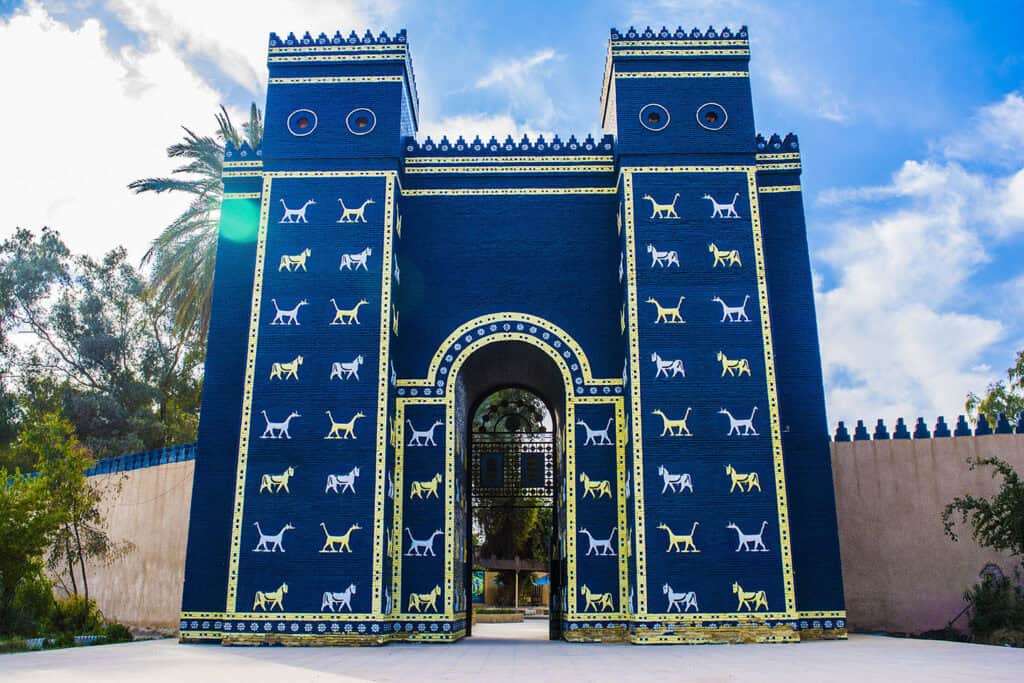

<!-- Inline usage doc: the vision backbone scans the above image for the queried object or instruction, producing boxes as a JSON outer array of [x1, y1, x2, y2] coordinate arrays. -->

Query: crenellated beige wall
[[831, 433, 1024, 634], [85, 460, 194, 633], [83, 434, 1024, 634]]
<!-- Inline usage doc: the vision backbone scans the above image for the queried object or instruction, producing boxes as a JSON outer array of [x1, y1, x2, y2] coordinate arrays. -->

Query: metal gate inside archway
[[466, 389, 562, 640]]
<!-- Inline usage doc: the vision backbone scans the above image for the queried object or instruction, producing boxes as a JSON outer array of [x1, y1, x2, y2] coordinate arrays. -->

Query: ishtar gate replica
[[179, 24, 846, 645]]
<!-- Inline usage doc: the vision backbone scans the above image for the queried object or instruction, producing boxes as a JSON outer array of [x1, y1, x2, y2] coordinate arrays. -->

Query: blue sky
[[1, 0, 1023, 427]]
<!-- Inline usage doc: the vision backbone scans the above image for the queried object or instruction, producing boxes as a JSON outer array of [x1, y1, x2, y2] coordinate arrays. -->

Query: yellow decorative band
[[264, 170, 396, 179], [269, 54, 407, 63], [622, 165, 753, 174], [179, 631, 222, 640], [612, 39, 749, 48], [756, 162, 802, 171], [402, 187, 617, 196], [755, 152, 801, 161], [398, 312, 620, 390], [269, 44, 408, 54], [184, 610, 393, 622], [758, 185, 801, 193], [268, 75, 404, 85], [615, 70, 748, 79], [405, 155, 613, 165], [221, 171, 264, 179], [796, 610, 847, 619], [612, 48, 749, 57], [222, 192, 261, 200], [628, 611, 796, 622], [404, 165, 615, 175], [223, 160, 263, 169]]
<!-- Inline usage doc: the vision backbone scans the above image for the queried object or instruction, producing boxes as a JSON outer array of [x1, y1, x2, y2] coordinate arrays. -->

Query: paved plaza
[[2, 623, 1023, 682]]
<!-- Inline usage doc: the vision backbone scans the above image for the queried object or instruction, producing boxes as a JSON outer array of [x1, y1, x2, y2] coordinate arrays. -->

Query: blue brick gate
[[179, 24, 846, 644]]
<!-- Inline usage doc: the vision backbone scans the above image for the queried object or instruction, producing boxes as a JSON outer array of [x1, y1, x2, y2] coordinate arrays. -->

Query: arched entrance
[[454, 341, 568, 640]]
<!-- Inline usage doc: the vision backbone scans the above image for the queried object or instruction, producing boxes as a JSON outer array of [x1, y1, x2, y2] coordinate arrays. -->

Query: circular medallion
[[696, 102, 728, 131], [286, 109, 318, 137], [639, 103, 670, 132], [346, 108, 377, 136]]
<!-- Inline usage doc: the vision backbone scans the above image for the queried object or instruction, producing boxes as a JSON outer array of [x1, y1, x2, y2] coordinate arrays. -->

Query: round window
[[286, 109, 318, 137], [696, 102, 728, 131], [638, 103, 670, 132], [346, 108, 377, 136]]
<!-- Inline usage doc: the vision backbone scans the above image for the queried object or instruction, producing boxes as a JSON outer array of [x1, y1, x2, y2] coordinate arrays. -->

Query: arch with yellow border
[[390, 312, 630, 630]]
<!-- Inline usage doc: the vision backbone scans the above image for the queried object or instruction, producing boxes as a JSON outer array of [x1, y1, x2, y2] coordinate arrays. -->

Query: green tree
[[0, 229, 201, 459], [476, 499, 549, 561], [0, 471, 64, 635], [473, 388, 552, 563], [129, 104, 263, 342], [966, 349, 1024, 427], [942, 457, 1024, 561], [15, 412, 130, 602]]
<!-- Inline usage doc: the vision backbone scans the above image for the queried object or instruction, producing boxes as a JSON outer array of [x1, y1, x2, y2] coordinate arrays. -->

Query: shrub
[[964, 573, 1024, 642], [103, 622, 133, 643], [0, 639, 29, 653], [7, 569, 56, 637], [50, 594, 103, 635]]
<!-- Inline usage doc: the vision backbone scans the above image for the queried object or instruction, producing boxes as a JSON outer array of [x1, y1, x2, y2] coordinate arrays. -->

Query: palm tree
[[129, 103, 263, 344]]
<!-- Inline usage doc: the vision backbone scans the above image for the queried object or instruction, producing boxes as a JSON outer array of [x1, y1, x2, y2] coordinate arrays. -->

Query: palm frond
[[244, 103, 264, 148], [130, 102, 263, 341]]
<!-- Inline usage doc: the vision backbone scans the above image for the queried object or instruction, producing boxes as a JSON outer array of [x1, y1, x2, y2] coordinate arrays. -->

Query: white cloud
[[0, 1, 404, 265], [0, 2, 226, 263], [416, 114, 553, 144], [467, 48, 566, 131], [814, 93, 1024, 425], [941, 91, 1024, 167], [474, 48, 562, 90], [625, 0, 852, 125], [105, 0, 396, 95], [762, 65, 849, 124], [815, 172, 1003, 422]]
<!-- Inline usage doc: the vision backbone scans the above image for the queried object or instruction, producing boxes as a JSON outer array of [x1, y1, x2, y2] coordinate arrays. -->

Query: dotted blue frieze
[[180, 24, 846, 645]]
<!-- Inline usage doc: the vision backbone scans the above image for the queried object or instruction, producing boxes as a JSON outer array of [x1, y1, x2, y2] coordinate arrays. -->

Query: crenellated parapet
[[402, 133, 799, 158], [609, 25, 749, 41], [756, 133, 799, 153], [755, 133, 801, 187], [833, 413, 1024, 441], [402, 133, 615, 156], [223, 141, 262, 161], [86, 443, 197, 477], [268, 29, 407, 47]]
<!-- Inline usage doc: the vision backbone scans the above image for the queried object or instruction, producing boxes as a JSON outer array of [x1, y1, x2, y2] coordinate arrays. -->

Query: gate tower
[[180, 24, 846, 644]]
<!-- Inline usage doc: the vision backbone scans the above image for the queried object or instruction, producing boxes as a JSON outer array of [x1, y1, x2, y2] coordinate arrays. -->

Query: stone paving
[[2, 623, 1022, 682]]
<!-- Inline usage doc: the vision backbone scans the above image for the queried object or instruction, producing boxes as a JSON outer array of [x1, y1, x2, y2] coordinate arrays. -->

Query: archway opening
[[454, 341, 567, 641]]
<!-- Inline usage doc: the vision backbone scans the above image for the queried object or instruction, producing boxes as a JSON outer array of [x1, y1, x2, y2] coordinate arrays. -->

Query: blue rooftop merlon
[[609, 25, 749, 41]]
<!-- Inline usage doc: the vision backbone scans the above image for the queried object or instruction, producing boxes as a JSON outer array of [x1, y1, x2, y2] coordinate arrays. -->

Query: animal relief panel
[[397, 404, 447, 618], [234, 175, 391, 620], [573, 403, 625, 617], [625, 169, 792, 624]]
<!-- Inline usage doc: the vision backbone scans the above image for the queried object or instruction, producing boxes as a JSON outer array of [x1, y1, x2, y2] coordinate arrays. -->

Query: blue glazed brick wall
[[180, 23, 846, 644]]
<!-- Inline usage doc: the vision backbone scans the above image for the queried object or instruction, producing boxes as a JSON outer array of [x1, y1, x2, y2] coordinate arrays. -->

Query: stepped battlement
[[223, 141, 261, 161], [223, 134, 802, 161], [756, 133, 800, 153], [268, 29, 407, 48], [833, 413, 1024, 442], [403, 133, 615, 156], [610, 25, 749, 41]]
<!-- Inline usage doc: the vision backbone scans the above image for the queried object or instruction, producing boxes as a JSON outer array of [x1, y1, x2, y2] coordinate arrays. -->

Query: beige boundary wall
[[86, 460, 194, 633], [832, 432, 1024, 634], [85, 434, 1023, 634]]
